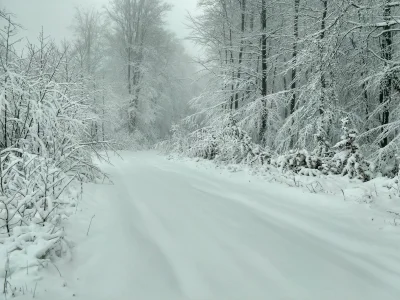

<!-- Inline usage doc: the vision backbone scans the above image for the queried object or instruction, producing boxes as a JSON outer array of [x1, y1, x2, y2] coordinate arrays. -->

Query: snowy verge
[[164, 152, 400, 229], [0, 177, 105, 299], [0, 182, 81, 298], [0, 167, 110, 299]]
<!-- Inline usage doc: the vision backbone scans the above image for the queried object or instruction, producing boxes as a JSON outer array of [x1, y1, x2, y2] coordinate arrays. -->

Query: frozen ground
[[12, 151, 400, 300]]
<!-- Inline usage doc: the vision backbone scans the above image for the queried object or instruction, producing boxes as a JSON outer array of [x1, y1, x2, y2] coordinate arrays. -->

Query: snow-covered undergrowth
[[0, 23, 111, 297], [158, 117, 400, 226], [0, 151, 106, 298]]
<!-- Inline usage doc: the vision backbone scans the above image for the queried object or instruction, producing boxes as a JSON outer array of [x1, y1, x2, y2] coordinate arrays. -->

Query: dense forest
[[165, 0, 400, 181]]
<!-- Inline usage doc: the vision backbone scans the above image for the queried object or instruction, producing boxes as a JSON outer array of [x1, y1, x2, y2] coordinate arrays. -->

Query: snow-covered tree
[[166, 0, 400, 180], [332, 118, 370, 181]]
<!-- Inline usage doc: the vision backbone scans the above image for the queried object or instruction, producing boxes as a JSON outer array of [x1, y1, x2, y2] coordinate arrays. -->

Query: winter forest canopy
[[166, 0, 400, 181], [2, 0, 400, 188]]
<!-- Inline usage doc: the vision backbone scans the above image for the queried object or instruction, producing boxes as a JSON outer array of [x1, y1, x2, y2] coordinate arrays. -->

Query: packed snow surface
[[17, 151, 400, 299]]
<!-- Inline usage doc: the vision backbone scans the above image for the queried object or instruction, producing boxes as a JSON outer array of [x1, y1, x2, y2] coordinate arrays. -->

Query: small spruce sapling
[[312, 125, 333, 174], [332, 118, 370, 181]]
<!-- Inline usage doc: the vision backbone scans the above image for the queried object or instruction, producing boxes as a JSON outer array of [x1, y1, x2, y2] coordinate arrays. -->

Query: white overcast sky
[[1, 0, 200, 55]]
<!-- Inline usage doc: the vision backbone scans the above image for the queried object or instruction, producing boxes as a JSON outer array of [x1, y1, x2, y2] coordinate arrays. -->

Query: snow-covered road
[[32, 151, 400, 300]]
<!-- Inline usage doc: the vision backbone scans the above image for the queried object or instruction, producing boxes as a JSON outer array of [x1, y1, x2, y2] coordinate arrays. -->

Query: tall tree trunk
[[289, 0, 300, 147], [290, 0, 300, 115], [234, 0, 246, 110], [132, 0, 145, 115], [222, 20, 229, 109], [259, 0, 268, 142], [128, 48, 132, 95], [318, 0, 328, 116], [102, 75, 105, 141], [3, 17, 12, 149], [379, 0, 393, 148], [356, 6, 370, 137], [87, 28, 92, 74], [220, 0, 235, 109]]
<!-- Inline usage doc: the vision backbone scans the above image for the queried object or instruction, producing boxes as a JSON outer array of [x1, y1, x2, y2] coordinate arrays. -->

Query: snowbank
[[165, 152, 400, 229]]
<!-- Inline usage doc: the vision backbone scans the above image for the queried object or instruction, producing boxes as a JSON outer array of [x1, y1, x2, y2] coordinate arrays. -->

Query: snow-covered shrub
[[0, 20, 110, 285], [274, 125, 333, 176], [188, 127, 219, 160], [188, 116, 271, 165], [331, 118, 371, 181], [157, 123, 193, 154], [169, 124, 190, 153], [274, 149, 321, 176], [313, 126, 333, 158], [373, 152, 399, 178], [216, 116, 263, 164], [273, 119, 373, 180], [382, 159, 400, 196], [159, 115, 271, 166], [311, 126, 335, 175]]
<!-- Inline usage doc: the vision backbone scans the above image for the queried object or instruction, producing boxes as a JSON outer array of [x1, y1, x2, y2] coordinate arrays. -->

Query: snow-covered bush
[[162, 116, 380, 182], [217, 116, 271, 165], [0, 18, 110, 288], [274, 149, 321, 176], [311, 126, 334, 175], [188, 127, 219, 160], [331, 118, 371, 181], [156, 123, 190, 154], [272, 119, 372, 180], [158, 115, 271, 166], [313, 126, 333, 158], [273, 125, 333, 176], [182, 116, 271, 165], [169, 124, 191, 154]]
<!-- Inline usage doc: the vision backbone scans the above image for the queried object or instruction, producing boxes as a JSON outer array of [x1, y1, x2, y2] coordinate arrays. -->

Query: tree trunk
[[220, 0, 235, 110], [319, 0, 328, 116], [260, 0, 268, 141], [379, 0, 393, 148], [290, 0, 300, 115], [234, 0, 246, 110], [102, 75, 105, 141], [128, 48, 132, 95]]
